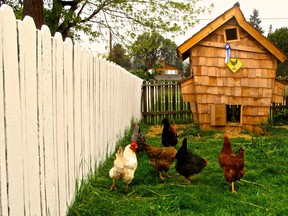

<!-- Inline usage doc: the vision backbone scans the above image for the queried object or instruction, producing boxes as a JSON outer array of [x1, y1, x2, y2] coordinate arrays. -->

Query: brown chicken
[[175, 138, 208, 184], [161, 118, 178, 147], [142, 142, 177, 181], [219, 133, 245, 192]]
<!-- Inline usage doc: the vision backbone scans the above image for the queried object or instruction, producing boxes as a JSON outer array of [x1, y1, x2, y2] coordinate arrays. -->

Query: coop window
[[165, 69, 177, 75], [224, 27, 239, 42], [226, 105, 241, 123]]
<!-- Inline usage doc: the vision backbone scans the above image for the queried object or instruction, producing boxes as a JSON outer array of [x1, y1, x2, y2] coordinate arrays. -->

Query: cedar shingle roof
[[177, 2, 287, 62]]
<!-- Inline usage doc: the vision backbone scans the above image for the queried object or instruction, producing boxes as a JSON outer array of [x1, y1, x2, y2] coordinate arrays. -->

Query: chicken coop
[[178, 2, 287, 134]]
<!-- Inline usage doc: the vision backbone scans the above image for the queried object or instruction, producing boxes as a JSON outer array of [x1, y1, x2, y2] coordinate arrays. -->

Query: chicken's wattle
[[130, 142, 137, 152]]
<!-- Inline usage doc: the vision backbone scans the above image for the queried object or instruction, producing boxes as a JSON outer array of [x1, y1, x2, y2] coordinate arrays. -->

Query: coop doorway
[[226, 104, 241, 123], [210, 104, 242, 126]]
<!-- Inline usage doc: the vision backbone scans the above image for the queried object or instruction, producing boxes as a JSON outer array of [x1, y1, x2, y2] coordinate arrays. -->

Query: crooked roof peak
[[177, 2, 287, 62]]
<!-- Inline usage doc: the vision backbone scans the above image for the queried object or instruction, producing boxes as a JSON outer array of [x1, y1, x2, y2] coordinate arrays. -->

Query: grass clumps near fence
[[67, 122, 288, 216]]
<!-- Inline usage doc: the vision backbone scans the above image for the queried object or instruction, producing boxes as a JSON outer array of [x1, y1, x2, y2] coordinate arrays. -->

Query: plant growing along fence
[[0, 4, 142, 216]]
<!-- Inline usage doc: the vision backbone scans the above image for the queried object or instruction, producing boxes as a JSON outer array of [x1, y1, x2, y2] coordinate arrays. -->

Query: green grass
[[67, 123, 288, 216]]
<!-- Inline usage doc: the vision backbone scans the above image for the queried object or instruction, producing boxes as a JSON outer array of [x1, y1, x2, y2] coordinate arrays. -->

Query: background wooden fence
[[270, 78, 288, 119], [0, 5, 142, 216], [141, 80, 287, 125], [142, 80, 192, 124]]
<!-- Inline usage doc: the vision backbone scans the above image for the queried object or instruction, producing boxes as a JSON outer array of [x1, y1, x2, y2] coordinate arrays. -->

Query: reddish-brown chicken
[[142, 142, 177, 181], [219, 133, 245, 192]]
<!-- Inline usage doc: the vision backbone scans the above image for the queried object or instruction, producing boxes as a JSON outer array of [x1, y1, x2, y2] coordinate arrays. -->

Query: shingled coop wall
[[181, 17, 286, 134]]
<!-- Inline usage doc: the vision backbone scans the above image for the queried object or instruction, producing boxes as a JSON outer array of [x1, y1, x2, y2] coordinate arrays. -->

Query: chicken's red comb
[[130, 141, 137, 148]]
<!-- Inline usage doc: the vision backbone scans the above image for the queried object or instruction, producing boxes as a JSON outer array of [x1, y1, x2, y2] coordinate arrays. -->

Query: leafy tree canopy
[[109, 43, 131, 70], [129, 31, 182, 69], [1, 0, 23, 18], [267, 27, 288, 77], [248, 8, 264, 34], [3, 0, 213, 45], [182, 62, 191, 78], [267, 27, 288, 55]]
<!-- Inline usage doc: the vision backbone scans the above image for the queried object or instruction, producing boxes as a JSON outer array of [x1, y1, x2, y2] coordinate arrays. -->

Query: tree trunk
[[23, 0, 44, 29]]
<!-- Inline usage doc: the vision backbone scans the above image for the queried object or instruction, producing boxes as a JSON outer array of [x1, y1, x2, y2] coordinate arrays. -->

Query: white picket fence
[[0, 4, 143, 216]]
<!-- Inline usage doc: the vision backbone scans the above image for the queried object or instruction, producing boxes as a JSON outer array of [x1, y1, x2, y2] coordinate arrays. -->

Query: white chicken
[[109, 142, 138, 191]]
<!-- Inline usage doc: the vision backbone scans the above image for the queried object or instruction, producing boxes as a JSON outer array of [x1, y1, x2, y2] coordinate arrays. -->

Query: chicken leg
[[184, 178, 191, 185], [165, 172, 171, 178], [125, 183, 129, 192], [110, 178, 118, 191], [159, 172, 166, 181], [231, 181, 236, 193]]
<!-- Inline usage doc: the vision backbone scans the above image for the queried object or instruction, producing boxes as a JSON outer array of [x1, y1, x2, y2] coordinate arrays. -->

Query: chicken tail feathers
[[114, 146, 126, 168], [237, 146, 245, 157]]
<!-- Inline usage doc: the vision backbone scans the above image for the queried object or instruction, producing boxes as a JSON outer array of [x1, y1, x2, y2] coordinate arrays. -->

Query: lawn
[[67, 122, 288, 216]]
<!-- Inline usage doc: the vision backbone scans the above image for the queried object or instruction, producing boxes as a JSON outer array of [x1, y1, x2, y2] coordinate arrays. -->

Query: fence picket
[[18, 16, 42, 215], [0, 5, 9, 216], [94, 54, 101, 168], [39, 25, 59, 216], [53, 32, 67, 216], [82, 48, 90, 175], [73, 44, 83, 181], [98, 57, 106, 162], [1, 5, 25, 215], [64, 37, 75, 204]]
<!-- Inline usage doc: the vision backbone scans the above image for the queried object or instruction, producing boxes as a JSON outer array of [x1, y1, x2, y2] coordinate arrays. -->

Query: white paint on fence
[[0, 6, 9, 216], [0, 4, 143, 216], [18, 16, 42, 215], [1, 5, 25, 216]]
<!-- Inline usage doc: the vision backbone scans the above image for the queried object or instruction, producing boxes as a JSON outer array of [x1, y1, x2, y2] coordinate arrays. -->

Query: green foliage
[[182, 62, 191, 78], [267, 27, 288, 55], [109, 43, 131, 70], [267, 27, 288, 76], [2, 0, 23, 19], [270, 110, 288, 126], [129, 69, 161, 81], [248, 9, 264, 34], [258, 110, 288, 133], [258, 120, 273, 133], [6, 0, 213, 44], [129, 31, 183, 69], [67, 123, 288, 215]]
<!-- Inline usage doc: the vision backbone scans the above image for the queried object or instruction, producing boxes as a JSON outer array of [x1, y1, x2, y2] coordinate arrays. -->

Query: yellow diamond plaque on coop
[[226, 58, 242, 73]]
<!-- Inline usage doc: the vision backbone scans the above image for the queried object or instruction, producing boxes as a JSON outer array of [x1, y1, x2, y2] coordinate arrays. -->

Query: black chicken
[[161, 118, 178, 147], [175, 138, 208, 184]]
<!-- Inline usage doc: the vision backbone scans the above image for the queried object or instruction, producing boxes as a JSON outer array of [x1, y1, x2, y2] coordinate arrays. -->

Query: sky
[[83, 0, 288, 55]]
